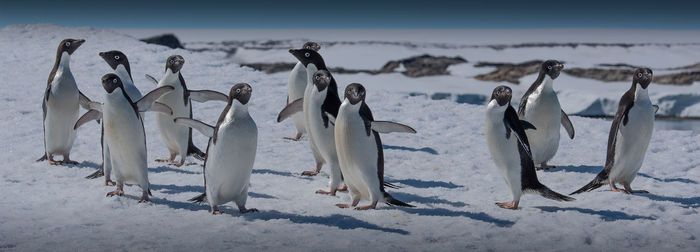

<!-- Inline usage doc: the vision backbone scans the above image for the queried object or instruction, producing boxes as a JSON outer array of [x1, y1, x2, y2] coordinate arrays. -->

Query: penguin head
[[541, 60, 564, 79], [58, 38, 85, 55], [312, 70, 332, 92], [289, 49, 326, 69], [99, 50, 130, 72], [165, 55, 185, 73], [229, 83, 252, 105], [490, 85, 512, 106], [101, 73, 123, 94], [344, 83, 366, 105], [302, 41, 321, 52], [633, 68, 653, 89]]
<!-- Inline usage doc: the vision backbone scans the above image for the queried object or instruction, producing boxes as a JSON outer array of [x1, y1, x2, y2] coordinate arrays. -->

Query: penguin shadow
[[152, 197, 210, 212], [150, 165, 200, 175], [390, 192, 467, 208], [635, 194, 700, 208], [394, 206, 515, 228], [637, 173, 698, 184], [241, 209, 410, 235], [253, 169, 313, 180], [150, 183, 204, 195], [386, 178, 463, 189], [248, 192, 277, 199], [383, 144, 439, 155], [534, 206, 655, 221], [542, 165, 601, 174], [61, 160, 100, 169]]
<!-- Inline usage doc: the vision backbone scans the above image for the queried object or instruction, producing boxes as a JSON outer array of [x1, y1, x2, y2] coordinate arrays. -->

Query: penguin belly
[[205, 120, 257, 206], [523, 89, 562, 164], [155, 84, 190, 157], [44, 72, 79, 156], [305, 91, 342, 188], [485, 107, 523, 199], [288, 62, 307, 134], [335, 107, 380, 202], [103, 97, 148, 189], [610, 101, 654, 184]]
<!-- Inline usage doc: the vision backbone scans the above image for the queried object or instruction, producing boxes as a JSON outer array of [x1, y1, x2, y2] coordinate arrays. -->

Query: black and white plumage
[[96, 74, 174, 202], [38, 38, 90, 165], [175, 83, 258, 215], [281, 41, 321, 141], [278, 49, 346, 194], [83, 50, 143, 185], [518, 60, 575, 170], [147, 55, 227, 167], [334, 83, 415, 210], [486, 85, 574, 209], [571, 68, 655, 195]]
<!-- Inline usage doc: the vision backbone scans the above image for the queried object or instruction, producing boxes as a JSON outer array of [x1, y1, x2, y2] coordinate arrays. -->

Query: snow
[[0, 24, 698, 251]]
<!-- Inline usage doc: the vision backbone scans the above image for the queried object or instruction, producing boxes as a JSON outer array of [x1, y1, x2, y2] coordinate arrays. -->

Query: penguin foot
[[301, 170, 319, 176], [104, 180, 116, 186], [336, 203, 353, 208], [239, 207, 258, 214], [496, 201, 518, 210], [62, 159, 79, 165], [211, 206, 223, 215], [354, 203, 377, 210], [536, 163, 556, 170], [315, 189, 336, 196], [48, 159, 62, 165], [106, 190, 124, 197], [337, 184, 348, 191], [283, 133, 303, 141], [610, 184, 629, 194], [171, 159, 185, 167]]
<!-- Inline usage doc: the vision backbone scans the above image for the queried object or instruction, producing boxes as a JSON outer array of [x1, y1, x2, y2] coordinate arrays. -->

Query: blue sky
[[1, 0, 699, 29]]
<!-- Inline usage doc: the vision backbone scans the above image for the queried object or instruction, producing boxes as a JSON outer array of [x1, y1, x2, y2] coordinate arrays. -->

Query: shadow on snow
[[383, 144, 438, 155], [535, 206, 655, 221], [386, 178, 463, 189]]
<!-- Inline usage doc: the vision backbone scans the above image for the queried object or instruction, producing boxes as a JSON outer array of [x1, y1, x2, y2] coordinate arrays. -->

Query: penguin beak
[[556, 64, 564, 70]]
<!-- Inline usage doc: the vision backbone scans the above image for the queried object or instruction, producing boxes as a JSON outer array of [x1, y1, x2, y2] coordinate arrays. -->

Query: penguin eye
[[169, 60, 174, 64], [547, 65, 552, 70], [114, 55, 120, 60], [112, 78, 117, 84], [236, 88, 241, 94], [638, 73, 642, 78], [65, 42, 71, 47], [304, 52, 310, 58]]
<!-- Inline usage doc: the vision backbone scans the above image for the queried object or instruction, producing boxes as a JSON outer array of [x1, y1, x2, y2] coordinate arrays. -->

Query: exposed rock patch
[[140, 34, 184, 49], [473, 60, 543, 84]]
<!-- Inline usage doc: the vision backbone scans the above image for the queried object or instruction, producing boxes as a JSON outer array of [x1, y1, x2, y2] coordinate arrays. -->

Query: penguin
[[518, 60, 575, 170], [333, 83, 416, 210], [174, 83, 258, 214], [37, 38, 92, 165], [84, 50, 143, 185], [281, 41, 321, 141], [90, 74, 174, 202], [146, 55, 228, 166], [571, 68, 654, 195], [485, 85, 574, 209], [278, 49, 345, 195]]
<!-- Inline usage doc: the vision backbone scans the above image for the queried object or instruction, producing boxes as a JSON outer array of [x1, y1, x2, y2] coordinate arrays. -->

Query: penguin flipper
[[371, 121, 417, 134], [149, 102, 173, 115], [189, 193, 207, 203], [78, 91, 92, 110], [145, 74, 158, 85], [323, 112, 336, 126], [561, 110, 575, 139], [136, 86, 175, 112], [74, 109, 102, 130], [187, 90, 228, 103], [504, 106, 533, 158], [277, 98, 303, 122], [174, 118, 215, 138]]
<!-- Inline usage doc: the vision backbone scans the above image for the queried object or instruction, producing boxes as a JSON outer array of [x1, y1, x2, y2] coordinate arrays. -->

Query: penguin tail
[[36, 154, 47, 162], [383, 182, 402, 189], [85, 165, 105, 179], [187, 141, 206, 161], [570, 171, 609, 195], [384, 192, 415, 207], [189, 193, 207, 203], [531, 185, 575, 202], [148, 189, 153, 196]]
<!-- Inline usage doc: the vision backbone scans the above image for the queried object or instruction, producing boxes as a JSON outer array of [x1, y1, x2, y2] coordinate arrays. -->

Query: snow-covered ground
[[0, 24, 698, 251]]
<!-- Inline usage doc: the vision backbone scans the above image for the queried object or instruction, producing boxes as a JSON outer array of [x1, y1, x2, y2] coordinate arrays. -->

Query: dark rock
[[140, 34, 184, 49], [474, 60, 543, 84], [240, 63, 296, 74], [381, 54, 468, 77], [563, 68, 634, 82], [654, 71, 700, 85]]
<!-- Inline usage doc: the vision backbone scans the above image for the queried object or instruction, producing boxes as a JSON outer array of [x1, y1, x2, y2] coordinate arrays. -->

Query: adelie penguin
[[175, 83, 258, 214], [145, 55, 228, 166], [571, 68, 655, 195], [76, 74, 174, 202], [333, 82, 416, 210], [83, 50, 143, 185], [518, 60, 575, 170], [281, 41, 321, 141], [278, 49, 346, 194], [485, 85, 574, 209], [37, 38, 92, 165]]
